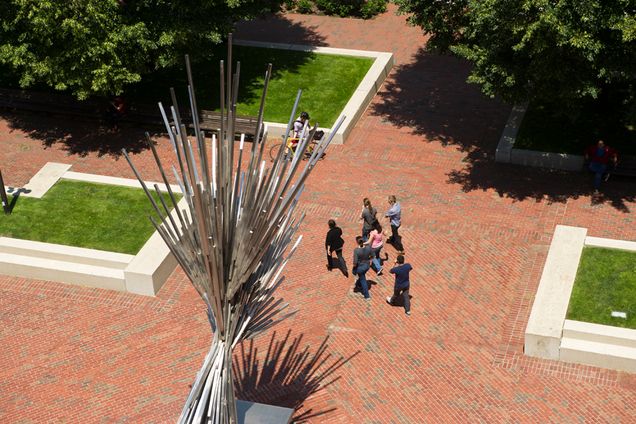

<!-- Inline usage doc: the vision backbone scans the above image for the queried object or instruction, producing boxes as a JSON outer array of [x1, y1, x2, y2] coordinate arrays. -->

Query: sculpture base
[[237, 400, 294, 424]]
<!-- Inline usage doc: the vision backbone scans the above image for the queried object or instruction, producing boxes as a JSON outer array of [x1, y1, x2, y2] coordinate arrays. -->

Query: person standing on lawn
[[584, 140, 618, 193], [385, 195, 403, 253], [325, 219, 348, 277], [360, 198, 378, 242], [386, 254, 412, 316], [352, 236, 373, 300]]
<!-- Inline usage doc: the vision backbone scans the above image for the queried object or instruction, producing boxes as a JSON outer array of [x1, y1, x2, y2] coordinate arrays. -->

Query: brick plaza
[[1, 5, 636, 422]]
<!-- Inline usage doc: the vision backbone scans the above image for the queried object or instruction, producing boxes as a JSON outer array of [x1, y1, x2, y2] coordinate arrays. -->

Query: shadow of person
[[233, 329, 359, 422]]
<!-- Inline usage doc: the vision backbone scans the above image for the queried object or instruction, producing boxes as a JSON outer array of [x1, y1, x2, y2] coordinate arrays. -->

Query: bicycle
[[268, 135, 325, 162]]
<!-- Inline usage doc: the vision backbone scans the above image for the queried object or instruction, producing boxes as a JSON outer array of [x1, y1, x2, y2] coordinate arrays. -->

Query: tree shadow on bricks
[[370, 47, 636, 210], [233, 329, 359, 422], [234, 13, 328, 47], [1, 110, 154, 158], [447, 150, 636, 212]]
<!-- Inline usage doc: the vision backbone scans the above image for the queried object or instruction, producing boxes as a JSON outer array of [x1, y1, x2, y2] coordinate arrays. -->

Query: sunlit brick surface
[[2, 5, 636, 422]]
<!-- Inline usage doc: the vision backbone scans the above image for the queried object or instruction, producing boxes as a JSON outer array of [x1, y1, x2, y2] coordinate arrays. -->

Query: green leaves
[[396, 0, 636, 111], [0, 0, 272, 98]]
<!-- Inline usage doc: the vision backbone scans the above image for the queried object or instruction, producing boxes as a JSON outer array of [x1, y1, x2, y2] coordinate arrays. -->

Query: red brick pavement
[[2, 5, 636, 422]]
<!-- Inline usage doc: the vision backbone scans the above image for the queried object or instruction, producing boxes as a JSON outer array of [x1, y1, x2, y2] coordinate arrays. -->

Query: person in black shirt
[[325, 219, 348, 277]]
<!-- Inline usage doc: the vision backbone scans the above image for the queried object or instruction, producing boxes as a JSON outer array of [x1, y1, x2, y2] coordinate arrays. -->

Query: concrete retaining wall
[[525, 225, 636, 372], [0, 164, 182, 296], [495, 104, 585, 171], [525, 225, 587, 360]]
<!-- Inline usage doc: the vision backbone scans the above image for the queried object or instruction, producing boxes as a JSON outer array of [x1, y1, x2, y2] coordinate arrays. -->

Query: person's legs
[[335, 249, 348, 277], [361, 227, 370, 242], [356, 264, 370, 298], [388, 286, 401, 304], [371, 247, 382, 273], [389, 224, 398, 243], [589, 162, 606, 190], [401, 287, 411, 314]]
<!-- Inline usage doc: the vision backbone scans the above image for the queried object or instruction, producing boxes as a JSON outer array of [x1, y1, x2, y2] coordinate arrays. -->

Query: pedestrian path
[[1, 4, 635, 422]]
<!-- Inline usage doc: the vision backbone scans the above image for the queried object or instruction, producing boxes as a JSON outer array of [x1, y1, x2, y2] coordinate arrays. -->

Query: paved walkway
[[2, 5, 636, 422]]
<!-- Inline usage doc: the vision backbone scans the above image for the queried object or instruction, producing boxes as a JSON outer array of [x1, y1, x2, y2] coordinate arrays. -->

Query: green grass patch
[[127, 45, 373, 128], [515, 99, 636, 155], [567, 247, 636, 329], [0, 180, 179, 255]]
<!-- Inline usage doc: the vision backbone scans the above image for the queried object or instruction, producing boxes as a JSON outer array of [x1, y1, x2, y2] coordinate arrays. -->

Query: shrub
[[314, 0, 360, 17], [297, 0, 313, 14], [313, 0, 387, 19], [360, 0, 387, 19]]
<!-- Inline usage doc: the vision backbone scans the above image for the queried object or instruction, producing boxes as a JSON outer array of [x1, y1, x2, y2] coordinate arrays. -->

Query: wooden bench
[[196, 109, 258, 138]]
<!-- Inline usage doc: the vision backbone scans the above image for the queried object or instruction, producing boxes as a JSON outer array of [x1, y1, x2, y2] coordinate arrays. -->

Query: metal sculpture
[[123, 35, 344, 423]]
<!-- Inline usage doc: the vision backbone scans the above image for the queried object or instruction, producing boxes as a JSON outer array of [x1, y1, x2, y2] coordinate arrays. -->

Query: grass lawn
[[515, 99, 636, 155], [567, 247, 636, 329], [126, 45, 373, 128], [0, 180, 178, 255]]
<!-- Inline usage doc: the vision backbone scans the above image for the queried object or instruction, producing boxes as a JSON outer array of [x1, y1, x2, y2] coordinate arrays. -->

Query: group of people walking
[[325, 195, 412, 316]]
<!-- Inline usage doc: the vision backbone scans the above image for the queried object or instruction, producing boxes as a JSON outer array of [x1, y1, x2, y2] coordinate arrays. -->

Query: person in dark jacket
[[352, 236, 373, 300], [325, 219, 348, 277], [386, 254, 412, 315]]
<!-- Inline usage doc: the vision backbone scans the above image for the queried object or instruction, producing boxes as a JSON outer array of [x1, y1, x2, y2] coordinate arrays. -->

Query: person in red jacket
[[584, 140, 617, 192]]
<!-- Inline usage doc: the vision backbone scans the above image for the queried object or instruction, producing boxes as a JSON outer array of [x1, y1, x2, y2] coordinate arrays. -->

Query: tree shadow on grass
[[371, 47, 636, 211], [234, 329, 359, 422], [0, 110, 155, 158], [128, 16, 327, 115]]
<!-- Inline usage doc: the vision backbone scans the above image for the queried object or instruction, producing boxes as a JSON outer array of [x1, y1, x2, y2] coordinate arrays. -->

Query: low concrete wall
[[0, 239, 131, 291], [495, 104, 585, 171], [561, 320, 636, 373], [234, 40, 394, 144], [124, 197, 187, 296], [525, 225, 587, 360], [495, 103, 527, 163], [525, 226, 636, 373], [4, 162, 71, 198], [509, 149, 584, 171]]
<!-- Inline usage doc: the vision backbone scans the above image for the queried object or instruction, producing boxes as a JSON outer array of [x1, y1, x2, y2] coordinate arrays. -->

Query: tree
[[0, 0, 274, 99], [395, 0, 636, 112]]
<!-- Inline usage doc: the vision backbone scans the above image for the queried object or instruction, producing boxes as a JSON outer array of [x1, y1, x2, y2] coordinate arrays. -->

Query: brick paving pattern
[[2, 4, 636, 422]]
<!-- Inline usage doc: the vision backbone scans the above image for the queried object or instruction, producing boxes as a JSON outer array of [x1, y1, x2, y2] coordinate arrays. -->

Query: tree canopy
[[0, 0, 273, 99], [395, 0, 636, 112]]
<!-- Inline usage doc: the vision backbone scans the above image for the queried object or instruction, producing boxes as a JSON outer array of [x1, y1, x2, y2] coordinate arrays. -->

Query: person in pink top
[[365, 224, 387, 276]]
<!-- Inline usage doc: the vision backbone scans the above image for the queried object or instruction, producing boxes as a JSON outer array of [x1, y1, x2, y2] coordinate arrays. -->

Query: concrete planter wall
[[495, 104, 585, 171], [1, 163, 182, 296], [525, 225, 636, 373]]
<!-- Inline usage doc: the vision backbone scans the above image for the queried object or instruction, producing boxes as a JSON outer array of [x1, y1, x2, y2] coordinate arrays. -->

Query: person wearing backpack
[[360, 198, 378, 242]]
